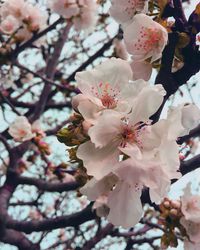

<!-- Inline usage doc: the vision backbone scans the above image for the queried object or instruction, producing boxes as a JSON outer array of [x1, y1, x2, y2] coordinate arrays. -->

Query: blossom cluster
[[110, 0, 168, 80], [160, 185, 200, 250], [8, 116, 50, 155], [180, 184, 200, 250], [67, 57, 200, 228], [48, 0, 98, 31], [0, 0, 47, 43]]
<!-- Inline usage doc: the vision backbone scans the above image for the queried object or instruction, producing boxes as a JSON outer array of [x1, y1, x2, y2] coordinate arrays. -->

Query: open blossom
[[48, 0, 98, 31], [124, 14, 168, 62], [77, 82, 166, 179], [181, 184, 200, 224], [110, 0, 149, 27], [0, 15, 19, 34], [8, 116, 35, 142], [8, 116, 43, 142], [73, 58, 162, 124], [0, 0, 47, 42], [141, 104, 200, 202], [48, 0, 79, 19], [81, 152, 168, 228]]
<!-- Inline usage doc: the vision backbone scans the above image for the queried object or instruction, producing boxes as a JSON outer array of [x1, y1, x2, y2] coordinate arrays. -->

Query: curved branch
[[17, 176, 79, 192], [7, 204, 96, 233], [0, 229, 39, 250]]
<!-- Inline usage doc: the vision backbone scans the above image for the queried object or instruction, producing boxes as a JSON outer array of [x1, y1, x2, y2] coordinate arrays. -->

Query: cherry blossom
[[48, 0, 98, 31], [141, 104, 200, 202], [8, 116, 35, 142], [8, 116, 44, 143], [180, 185, 200, 248], [77, 82, 166, 179], [0, 0, 47, 42], [181, 184, 200, 223], [48, 0, 79, 19], [124, 14, 168, 62], [74, 58, 162, 124], [81, 152, 168, 228], [110, 0, 149, 27], [0, 15, 19, 34]]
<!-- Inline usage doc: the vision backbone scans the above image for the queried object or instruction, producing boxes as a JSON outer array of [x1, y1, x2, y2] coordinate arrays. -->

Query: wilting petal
[[107, 181, 143, 228]]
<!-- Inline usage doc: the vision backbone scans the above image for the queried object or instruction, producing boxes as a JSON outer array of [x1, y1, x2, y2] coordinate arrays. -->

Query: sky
[[1, 0, 200, 249]]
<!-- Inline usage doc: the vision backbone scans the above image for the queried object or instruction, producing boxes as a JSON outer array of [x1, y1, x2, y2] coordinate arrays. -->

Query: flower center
[[119, 120, 149, 148], [134, 26, 162, 53], [91, 82, 120, 109], [19, 129, 27, 137]]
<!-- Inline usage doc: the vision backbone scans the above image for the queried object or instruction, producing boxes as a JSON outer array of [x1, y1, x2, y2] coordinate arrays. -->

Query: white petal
[[78, 98, 102, 124], [77, 141, 119, 179], [131, 60, 152, 81], [80, 174, 118, 200], [129, 84, 166, 124], [107, 181, 143, 228], [181, 104, 200, 135], [75, 58, 132, 102], [88, 110, 123, 148]]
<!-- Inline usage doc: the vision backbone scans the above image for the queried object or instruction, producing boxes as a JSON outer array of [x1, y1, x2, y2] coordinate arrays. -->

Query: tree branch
[[0, 229, 39, 250], [17, 176, 79, 193], [7, 204, 96, 233]]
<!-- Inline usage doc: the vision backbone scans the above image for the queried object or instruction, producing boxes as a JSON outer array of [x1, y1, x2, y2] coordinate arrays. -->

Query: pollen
[[91, 82, 120, 109], [134, 26, 162, 53]]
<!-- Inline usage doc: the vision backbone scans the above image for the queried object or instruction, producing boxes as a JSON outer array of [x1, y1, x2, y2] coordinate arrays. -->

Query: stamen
[[91, 82, 120, 109]]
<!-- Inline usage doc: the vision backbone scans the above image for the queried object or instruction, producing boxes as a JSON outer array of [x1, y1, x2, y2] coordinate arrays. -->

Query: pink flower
[[180, 185, 200, 247], [77, 82, 166, 180], [81, 153, 167, 228], [48, 0, 79, 19], [74, 58, 134, 123], [8, 116, 35, 142], [48, 0, 98, 31], [0, 0, 47, 41], [110, 0, 149, 27], [73, 0, 98, 31], [0, 0, 28, 19], [124, 14, 168, 62], [141, 104, 200, 202], [0, 15, 19, 34], [181, 185, 200, 224]]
